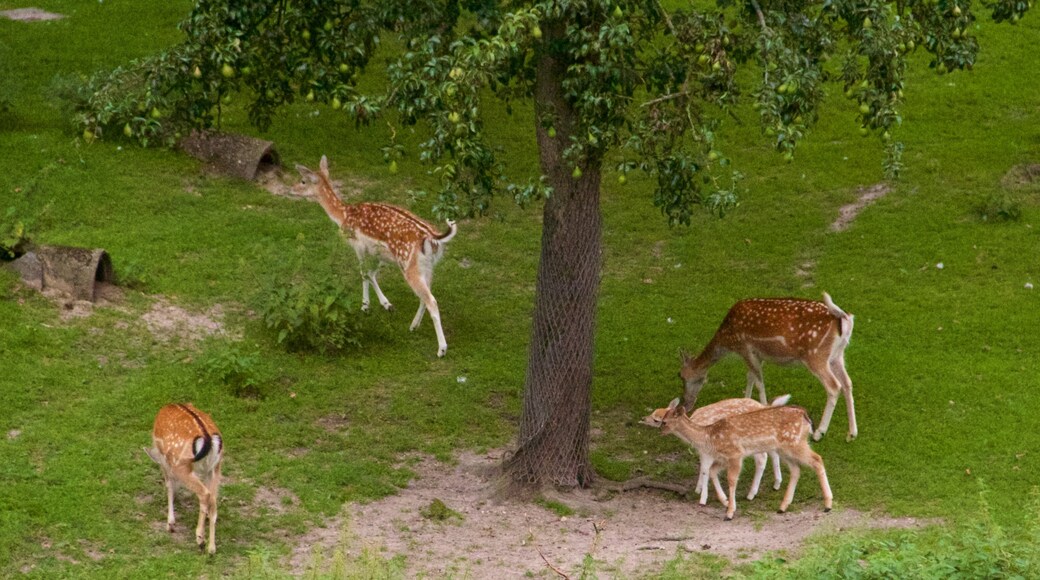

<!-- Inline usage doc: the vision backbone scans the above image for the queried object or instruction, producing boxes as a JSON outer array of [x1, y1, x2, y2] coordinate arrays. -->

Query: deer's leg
[[724, 457, 743, 520], [410, 264, 436, 330], [708, 461, 728, 505], [204, 461, 221, 554], [695, 455, 707, 501], [831, 352, 857, 441], [805, 449, 832, 512], [778, 459, 801, 513], [741, 354, 767, 403], [769, 451, 783, 490], [169, 464, 214, 551], [367, 267, 393, 311], [163, 468, 177, 532], [808, 360, 844, 441], [403, 260, 447, 357], [747, 453, 767, 500]]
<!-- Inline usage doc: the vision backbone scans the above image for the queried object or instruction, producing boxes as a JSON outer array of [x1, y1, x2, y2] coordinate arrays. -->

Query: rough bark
[[502, 21, 603, 489]]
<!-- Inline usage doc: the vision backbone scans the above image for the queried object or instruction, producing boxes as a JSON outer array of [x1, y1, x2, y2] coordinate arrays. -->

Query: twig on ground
[[538, 547, 570, 579]]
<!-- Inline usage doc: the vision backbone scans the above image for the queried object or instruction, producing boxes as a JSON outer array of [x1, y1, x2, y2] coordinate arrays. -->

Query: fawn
[[295, 156, 457, 357], [680, 292, 856, 440], [656, 397, 833, 520], [643, 395, 789, 505], [144, 403, 223, 554]]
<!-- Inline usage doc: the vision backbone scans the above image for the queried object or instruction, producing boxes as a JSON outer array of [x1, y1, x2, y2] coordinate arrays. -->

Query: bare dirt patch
[[246, 486, 301, 518], [831, 183, 892, 232], [1001, 163, 1040, 190], [289, 450, 923, 578], [45, 282, 125, 321], [0, 8, 64, 21], [140, 296, 230, 345]]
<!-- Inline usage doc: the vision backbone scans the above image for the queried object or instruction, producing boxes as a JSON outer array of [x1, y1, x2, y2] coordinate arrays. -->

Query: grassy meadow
[[1, 0, 1039, 577]]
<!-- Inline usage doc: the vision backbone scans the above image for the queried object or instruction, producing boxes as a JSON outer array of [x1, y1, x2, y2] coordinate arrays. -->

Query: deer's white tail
[[770, 394, 792, 407], [436, 220, 458, 243], [822, 292, 854, 338]]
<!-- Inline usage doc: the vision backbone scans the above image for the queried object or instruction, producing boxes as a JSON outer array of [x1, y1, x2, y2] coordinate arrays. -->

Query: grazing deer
[[680, 292, 856, 441], [642, 395, 789, 506], [657, 398, 832, 520], [294, 156, 458, 357], [144, 403, 223, 554]]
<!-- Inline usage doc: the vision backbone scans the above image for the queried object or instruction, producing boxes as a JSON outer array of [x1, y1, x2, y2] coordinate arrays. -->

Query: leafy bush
[[260, 272, 364, 354], [196, 342, 266, 399], [0, 207, 31, 260], [975, 191, 1023, 222]]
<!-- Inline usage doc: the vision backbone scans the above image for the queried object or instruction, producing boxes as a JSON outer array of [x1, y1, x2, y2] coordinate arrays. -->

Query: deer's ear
[[295, 164, 316, 182], [667, 398, 680, 410], [319, 155, 329, 175]]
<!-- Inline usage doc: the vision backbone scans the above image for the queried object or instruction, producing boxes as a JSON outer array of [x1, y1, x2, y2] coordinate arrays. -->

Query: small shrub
[[115, 258, 150, 290], [976, 191, 1022, 222], [260, 272, 364, 354], [197, 343, 266, 399], [419, 498, 462, 522], [1, 207, 31, 261]]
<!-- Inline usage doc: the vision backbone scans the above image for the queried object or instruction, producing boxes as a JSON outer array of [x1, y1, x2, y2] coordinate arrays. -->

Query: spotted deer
[[642, 395, 789, 506], [144, 403, 223, 554], [680, 292, 856, 441], [657, 397, 833, 520], [295, 156, 457, 357]]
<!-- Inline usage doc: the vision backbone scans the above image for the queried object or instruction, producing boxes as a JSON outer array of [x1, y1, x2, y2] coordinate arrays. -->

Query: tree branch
[[538, 548, 571, 579], [750, 0, 769, 32], [603, 476, 691, 496]]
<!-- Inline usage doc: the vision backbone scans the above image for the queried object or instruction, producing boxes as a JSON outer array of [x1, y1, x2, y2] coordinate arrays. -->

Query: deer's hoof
[[777, 508, 787, 514], [724, 516, 733, 522], [382, 303, 394, 312], [824, 507, 832, 513], [846, 433, 857, 442], [167, 524, 175, 533], [812, 431, 824, 442], [361, 304, 371, 312], [437, 348, 446, 358]]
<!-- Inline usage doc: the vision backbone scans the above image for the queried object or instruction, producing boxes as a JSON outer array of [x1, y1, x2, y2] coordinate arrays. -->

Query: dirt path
[[290, 450, 922, 578]]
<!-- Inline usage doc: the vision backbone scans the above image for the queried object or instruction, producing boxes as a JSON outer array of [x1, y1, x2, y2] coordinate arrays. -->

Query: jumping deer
[[656, 397, 833, 520], [295, 156, 457, 357], [144, 403, 223, 554], [680, 292, 856, 441], [643, 395, 789, 506]]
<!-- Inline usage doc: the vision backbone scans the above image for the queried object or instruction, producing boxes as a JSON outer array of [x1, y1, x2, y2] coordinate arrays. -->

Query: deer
[[656, 397, 833, 520], [144, 403, 224, 554], [679, 292, 856, 441], [642, 395, 790, 506], [294, 156, 458, 357]]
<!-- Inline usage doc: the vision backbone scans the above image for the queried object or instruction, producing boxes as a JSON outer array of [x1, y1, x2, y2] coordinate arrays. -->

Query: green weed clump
[[259, 272, 365, 354], [746, 487, 1040, 579], [235, 545, 408, 579], [975, 191, 1023, 222], [420, 498, 463, 522], [0, 207, 31, 260], [196, 342, 267, 399]]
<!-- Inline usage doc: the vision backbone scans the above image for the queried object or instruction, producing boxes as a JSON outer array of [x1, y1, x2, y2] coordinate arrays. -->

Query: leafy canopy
[[68, 0, 1031, 223]]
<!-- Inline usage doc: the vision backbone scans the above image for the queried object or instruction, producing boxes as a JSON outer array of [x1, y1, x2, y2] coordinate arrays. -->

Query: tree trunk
[[502, 22, 603, 489]]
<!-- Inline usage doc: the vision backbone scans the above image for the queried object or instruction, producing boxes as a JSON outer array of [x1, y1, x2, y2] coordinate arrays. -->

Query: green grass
[[1, 0, 1040, 577]]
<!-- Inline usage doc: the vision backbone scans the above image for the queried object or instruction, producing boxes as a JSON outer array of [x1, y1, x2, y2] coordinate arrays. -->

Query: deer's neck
[[314, 179, 352, 228], [669, 418, 709, 449], [689, 342, 726, 374]]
